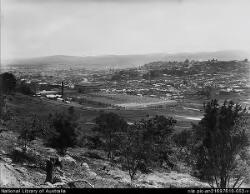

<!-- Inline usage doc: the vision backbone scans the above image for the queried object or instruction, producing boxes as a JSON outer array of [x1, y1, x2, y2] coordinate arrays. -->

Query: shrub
[[172, 129, 192, 153], [18, 114, 42, 152], [46, 108, 78, 155], [140, 115, 176, 166], [93, 112, 128, 160], [0, 72, 17, 94]]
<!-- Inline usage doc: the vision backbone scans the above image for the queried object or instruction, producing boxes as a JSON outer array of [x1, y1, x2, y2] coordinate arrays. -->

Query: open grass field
[[67, 92, 177, 109], [10, 91, 249, 135], [6, 93, 205, 136]]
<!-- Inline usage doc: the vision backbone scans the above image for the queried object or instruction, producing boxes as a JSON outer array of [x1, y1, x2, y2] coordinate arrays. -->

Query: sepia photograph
[[0, 0, 250, 191]]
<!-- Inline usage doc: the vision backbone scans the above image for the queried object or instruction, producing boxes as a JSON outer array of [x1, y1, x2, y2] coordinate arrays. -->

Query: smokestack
[[61, 81, 64, 97]]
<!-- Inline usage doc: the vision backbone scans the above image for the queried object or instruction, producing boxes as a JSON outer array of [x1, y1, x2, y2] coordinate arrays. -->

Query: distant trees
[[111, 70, 140, 81], [184, 59, 190, 64], [0, 72, 17, 94], [142, 70, 161, 80], [111, 74, 122, 81], [94, 112, 128, 160], [46, 107, 78, 155], [191, 99, 249, 188], [199, 85, 216, 99]]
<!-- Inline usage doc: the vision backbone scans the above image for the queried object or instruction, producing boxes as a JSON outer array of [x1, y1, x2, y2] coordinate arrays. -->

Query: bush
[[120, 115, 176, 182], [46, 108, 78, 155], [172, 129, 192, 153], [10, 148, 42, 167], [18, 114, 43, 152], [0, 95, 11, 122], [139, 115, 176, 166], [120, 124, 145, 182], [85, 136, 104, 149], [0, 72, 17, 94], [93, 112, 128, 160]]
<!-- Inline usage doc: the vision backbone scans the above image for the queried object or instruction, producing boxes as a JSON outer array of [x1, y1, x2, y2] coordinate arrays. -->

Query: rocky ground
[[0, 128, 211, 188]]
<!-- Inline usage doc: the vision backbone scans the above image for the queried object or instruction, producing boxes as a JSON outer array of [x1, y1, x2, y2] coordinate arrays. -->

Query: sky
[[1, 0, 250, 60]]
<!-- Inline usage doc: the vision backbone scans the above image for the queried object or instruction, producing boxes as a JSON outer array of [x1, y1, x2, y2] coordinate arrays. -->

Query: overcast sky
[[1, 0, 250, 60]]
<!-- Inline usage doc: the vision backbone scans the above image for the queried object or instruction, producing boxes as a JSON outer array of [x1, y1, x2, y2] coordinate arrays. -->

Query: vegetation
[[16, 80, 35, 95], [18, 114, 42, 152], [46, 107, 78, 155], [0, 70, 249, 188], [94, 112, 128, 160], [111, 69, 140, 81], [120, 123, 145, 182], [140, 115, 176, 167], [173, 129, 192, 153], [93, 112, 177, 182], [191, 99, 249, 188], [0, 95, 7, 122], [0, 72, 17, 94]]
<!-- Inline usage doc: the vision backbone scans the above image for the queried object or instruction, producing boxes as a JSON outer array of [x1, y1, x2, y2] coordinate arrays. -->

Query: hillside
[[4, 50, 249, 70], [0, 93, 211, 188]]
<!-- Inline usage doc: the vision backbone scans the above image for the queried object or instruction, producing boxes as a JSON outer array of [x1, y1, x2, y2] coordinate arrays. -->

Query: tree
[[120, 123, 145, 183], [192, 99, 249, 188], [173, 129, 192, 153], [0, 72, 17, 94], [0, 95, 7, 122], [94, 112, 128, 160], [18, 114, 42, 152], [184, 59, 190, 64], [46, 108, 78, 155], [141, 115, 176, 166]]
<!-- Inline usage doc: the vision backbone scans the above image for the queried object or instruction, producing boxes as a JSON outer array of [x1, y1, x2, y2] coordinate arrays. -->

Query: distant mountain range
[[4, 50, 250, 70]]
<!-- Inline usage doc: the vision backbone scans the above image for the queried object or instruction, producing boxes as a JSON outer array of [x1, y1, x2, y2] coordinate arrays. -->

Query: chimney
[[61, 81, 64, 97]]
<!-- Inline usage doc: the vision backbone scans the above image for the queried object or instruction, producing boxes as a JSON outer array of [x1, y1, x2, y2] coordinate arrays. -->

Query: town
[[4, 59, 250, 112]]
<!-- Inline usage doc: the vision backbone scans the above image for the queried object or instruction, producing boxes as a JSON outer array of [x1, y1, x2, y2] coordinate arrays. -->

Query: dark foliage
[[120, 123, 145, 182], [191, 99, 249, 188], [18, 114, 45, 152], [46, 107, 78, 155], [16, 81, 35, 95], [120, 115, 177, 182], [173, 129, 192, 151], [85, 136, 104, 149], [139, 115, 176, 166], [0, 72, 17, 94], [94, 112, 128, 160]]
